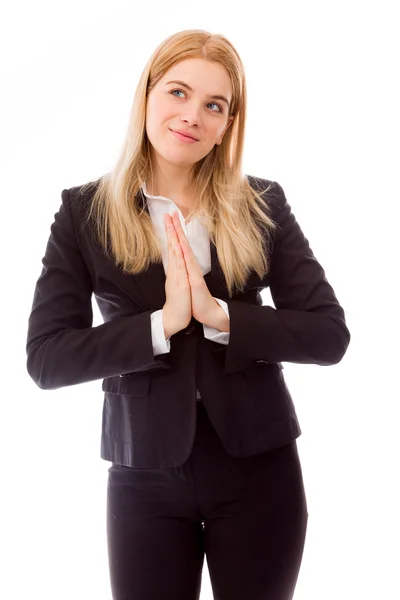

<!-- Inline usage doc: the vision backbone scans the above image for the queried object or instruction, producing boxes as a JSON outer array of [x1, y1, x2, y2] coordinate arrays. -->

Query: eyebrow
[[165, 80, 231, 109]]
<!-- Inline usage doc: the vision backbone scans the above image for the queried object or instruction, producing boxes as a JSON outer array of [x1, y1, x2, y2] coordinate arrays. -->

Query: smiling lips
[[170, 129, 199, 143]]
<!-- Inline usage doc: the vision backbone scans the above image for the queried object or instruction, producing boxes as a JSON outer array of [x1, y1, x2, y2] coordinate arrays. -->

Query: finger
[[171, 212, 187, 244], [164, 215, 177, 244], [165, 220, 174, 252], [171, 213, 192, 261], [165, 217, 185, 267], [168, 215, 203, 283], [167, 220, 182, 252], [167, 215, 186, 254]]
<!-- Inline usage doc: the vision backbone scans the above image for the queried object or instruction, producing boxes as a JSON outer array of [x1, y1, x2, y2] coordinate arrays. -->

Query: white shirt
[[142, 184, 230, 401]]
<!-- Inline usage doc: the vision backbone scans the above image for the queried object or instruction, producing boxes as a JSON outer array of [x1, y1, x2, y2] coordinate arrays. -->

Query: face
[[145, 57, 234, 172]]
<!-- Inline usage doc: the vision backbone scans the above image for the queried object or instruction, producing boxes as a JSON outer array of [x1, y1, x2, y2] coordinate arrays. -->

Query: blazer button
[[256, 359, 269, 364], [184, 325, 195, 334]]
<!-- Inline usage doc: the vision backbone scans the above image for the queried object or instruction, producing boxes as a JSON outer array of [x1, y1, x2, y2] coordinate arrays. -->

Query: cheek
[[147, 104, 171, 136], [147, 96, 164, 121], [216, 121, 227, 137]]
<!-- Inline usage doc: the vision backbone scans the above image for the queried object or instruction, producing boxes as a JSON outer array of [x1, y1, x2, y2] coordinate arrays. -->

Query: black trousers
[[106, 400, 308, 600]]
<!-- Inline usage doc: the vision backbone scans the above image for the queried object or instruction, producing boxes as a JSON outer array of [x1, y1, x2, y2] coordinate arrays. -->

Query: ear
[[216, 116, 234, 145]]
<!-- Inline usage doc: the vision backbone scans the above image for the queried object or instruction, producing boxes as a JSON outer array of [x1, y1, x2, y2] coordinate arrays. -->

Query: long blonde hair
[[79, 29, 278, 298]]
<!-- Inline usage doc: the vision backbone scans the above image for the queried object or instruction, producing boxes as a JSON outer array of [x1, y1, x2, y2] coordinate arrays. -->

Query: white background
[[1, 1, 399, 598]]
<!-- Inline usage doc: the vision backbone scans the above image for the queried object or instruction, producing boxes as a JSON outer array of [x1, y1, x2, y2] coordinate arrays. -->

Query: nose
[[180, 104, 201, 126]]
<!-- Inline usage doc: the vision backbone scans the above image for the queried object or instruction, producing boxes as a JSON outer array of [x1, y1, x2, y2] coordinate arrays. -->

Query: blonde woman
[[26, 29, 350, 600]]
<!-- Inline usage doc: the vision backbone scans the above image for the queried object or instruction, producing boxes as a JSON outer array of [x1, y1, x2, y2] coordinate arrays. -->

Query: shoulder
[[62, 177, 103, 220], [67, 177, 102, 205], [55, 178, 102, 242], [245, 174, 288, 216]]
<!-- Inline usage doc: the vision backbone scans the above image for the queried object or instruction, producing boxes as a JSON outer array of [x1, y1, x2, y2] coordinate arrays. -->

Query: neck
[[147, 151, 196, 201], [147, 176, 194, 200]]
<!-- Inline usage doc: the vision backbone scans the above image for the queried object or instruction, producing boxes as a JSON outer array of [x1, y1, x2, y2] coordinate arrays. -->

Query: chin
[[159, 148, 200, 165]]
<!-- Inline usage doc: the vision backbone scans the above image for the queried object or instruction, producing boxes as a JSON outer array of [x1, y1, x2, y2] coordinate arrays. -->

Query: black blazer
[[26, 176, 350, 468]]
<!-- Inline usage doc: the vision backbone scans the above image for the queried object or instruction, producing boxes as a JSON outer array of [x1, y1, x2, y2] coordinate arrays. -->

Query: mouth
[[170, 129, 198, 141]]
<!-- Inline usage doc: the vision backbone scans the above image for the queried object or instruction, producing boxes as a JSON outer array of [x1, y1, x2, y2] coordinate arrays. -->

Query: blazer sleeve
[[223, 181, 351, 374], [26, 188, 170, 390]]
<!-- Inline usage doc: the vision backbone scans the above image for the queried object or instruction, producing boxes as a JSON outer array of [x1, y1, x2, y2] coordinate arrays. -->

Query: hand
[[169, 211, 219, 324], [163, 212, 192, 335]]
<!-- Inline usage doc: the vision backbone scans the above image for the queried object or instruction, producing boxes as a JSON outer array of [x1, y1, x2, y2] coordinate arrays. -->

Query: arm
[[150, 309, 171, 354], [221, 181, 351, 374], [26, 188, 170, 390], [203, 298, 230, 341]]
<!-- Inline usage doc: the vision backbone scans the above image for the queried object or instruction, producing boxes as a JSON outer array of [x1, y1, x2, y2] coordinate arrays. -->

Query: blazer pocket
[[101, 374, 151, 443], [243, 361, 283, 380], [242, 362, 293, 422], [102, 373, 150, 396]]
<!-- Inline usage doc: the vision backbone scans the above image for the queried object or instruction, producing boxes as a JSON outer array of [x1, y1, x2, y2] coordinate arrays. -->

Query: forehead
[[160, 58, 232, 93]]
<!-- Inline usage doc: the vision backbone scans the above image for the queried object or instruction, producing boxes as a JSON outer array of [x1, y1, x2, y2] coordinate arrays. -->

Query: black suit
[[26, 175, 350, 599], [26, 176, 350, 469]]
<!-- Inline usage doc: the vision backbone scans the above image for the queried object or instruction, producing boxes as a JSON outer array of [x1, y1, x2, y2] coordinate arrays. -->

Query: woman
[[26, 29, 351, 600]]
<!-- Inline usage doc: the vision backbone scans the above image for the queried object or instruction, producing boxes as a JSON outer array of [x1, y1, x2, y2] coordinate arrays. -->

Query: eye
[[171, 89, 185, 99], [207, 101, 223, 113], [170, 89, 223, 113]]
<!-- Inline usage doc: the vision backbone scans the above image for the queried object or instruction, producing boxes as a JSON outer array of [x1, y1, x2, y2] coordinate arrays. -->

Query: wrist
[[162, 307, 175, 338], [203, 303, 230, 332]]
